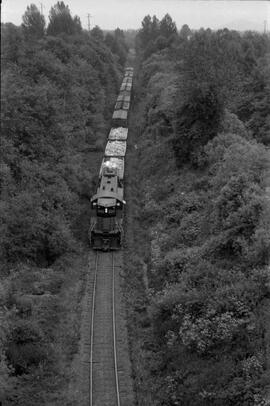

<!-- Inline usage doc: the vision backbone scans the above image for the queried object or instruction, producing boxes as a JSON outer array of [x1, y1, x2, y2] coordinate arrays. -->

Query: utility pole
[[87, 14, 93, 32]]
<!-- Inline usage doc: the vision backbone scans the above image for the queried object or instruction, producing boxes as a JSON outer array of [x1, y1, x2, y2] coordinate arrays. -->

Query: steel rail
[[112, 252, 121, 406], [89, 253, 98, 406], [89, 252, 121, 406]]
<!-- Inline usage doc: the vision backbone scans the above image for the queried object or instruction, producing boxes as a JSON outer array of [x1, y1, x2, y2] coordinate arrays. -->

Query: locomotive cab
[[89, 164, 125, 250], [91, 196, 124, 217]]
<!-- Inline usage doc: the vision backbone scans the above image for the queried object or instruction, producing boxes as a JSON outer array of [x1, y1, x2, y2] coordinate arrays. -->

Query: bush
[[5, 320, 48, 375]]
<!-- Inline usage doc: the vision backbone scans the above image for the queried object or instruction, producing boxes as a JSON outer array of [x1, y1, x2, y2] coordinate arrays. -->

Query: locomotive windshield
[[94, 197, 118, 217], [97, 205, 116, 216]]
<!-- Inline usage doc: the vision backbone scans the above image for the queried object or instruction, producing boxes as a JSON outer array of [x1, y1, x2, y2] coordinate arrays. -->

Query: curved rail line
[[89, 252, 121, 406]]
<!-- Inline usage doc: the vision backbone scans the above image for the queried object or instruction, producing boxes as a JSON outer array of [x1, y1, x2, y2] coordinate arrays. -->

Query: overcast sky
[[2, 0, 270, 32]]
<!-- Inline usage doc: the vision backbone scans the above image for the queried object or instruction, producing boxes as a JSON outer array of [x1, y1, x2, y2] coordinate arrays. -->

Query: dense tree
[[91, 25, 104, 41], [1, 7, 124, 402], [179, 24, 191, 40], [237, 54, 270, 144], [47, 1, 82, 36], [136, 13, 177, 57], [114, 27, 125, 41], [139, 15, 153, 46], [151, 15, 160, 41], [159, 13, 177, 38], [173, 82, 224, 165], [1, 23, 24, 66], [22, 4, 45, 39], [129, 18, 270, 406], [104, 28, 128, 66], [105, 32, 114, 49]]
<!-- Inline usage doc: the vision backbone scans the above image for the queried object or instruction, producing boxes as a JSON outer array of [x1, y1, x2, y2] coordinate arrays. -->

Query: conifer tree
[[47, 2, 82, 36], [22, 4, 45, 39], [159, 13, 177, 38]]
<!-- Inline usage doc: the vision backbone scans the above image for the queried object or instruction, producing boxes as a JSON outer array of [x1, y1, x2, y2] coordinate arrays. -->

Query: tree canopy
[[47, 1, 82, 36], [22, 4, 46, 39], [129, 16, 270, 405], [1, 5, 126, 402]]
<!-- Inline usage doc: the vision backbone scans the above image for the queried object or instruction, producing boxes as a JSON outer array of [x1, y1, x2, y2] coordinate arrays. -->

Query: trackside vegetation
[[1, 5, 270, 405], [0, 3, 128, 404], [126, 14, 270, 406]]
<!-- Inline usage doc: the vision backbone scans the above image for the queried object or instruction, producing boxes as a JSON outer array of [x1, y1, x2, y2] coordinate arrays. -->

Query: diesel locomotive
[[89, 67, 133, 250]]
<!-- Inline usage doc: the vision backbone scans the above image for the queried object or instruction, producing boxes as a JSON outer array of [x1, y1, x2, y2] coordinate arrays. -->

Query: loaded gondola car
[[115, 96, 130, 111], [108, 127, 128, 141], [112, 109, 128, 127]]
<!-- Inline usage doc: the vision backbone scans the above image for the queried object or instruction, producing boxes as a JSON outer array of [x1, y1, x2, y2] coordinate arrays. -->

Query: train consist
[[89, 67, 133, 250]]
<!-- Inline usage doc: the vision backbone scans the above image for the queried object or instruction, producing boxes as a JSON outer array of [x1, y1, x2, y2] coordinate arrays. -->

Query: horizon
[[2, 0, 269, 33]]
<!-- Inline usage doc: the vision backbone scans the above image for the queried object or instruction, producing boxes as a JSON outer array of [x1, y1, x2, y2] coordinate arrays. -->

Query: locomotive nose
[[102, 238, 110, 251]]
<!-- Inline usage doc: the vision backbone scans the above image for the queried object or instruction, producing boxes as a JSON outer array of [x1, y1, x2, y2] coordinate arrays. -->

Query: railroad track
[[89, 252, 121, 406]]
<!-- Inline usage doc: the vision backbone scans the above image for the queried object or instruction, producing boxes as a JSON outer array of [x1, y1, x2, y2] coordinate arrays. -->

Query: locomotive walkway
[[78, 251, 135, 406]]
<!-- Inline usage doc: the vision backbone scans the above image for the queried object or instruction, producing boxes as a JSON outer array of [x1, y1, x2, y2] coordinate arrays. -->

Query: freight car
[[115, 96, 130, 111], [112, 109, 128, 127], [89, 66, 133, 250], [108, 127, 128, 140]]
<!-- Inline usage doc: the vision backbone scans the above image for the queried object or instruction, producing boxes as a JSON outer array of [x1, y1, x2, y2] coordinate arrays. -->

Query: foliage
[[131, 19, 270, 405], [173, 82, 224, 165], [5, 320, 47, 375], [47, 1, 82, 36], [1, 4, 124, 402], [238, 54, 270, 144], [179, 24, 191, 40], [22, 4, 45, 39], [1, 24, 121, 265], [105, 28, 129, 66], [159, 14, 177, 39], [1, 23, 24, 67], [91, 25, 104, 41], [136, 13, 178, 58]]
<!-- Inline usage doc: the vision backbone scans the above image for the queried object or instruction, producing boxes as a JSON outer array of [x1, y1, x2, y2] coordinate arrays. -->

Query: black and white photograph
[[1, 0, 270, 404]]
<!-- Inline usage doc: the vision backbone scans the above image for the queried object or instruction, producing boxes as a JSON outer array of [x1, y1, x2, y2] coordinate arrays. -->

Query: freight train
[[89, 67, 133, 250]]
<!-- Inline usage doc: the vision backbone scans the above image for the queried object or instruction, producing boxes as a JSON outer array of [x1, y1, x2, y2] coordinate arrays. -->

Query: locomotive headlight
[[105, 208, 108, 213], [116, 202, 120, 206]]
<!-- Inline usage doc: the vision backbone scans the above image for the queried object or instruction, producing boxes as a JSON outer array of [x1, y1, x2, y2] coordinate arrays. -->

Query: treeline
[[136, 14, 178, 58], [0, 2, 128, 404], [130, 15, 270, 405]]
